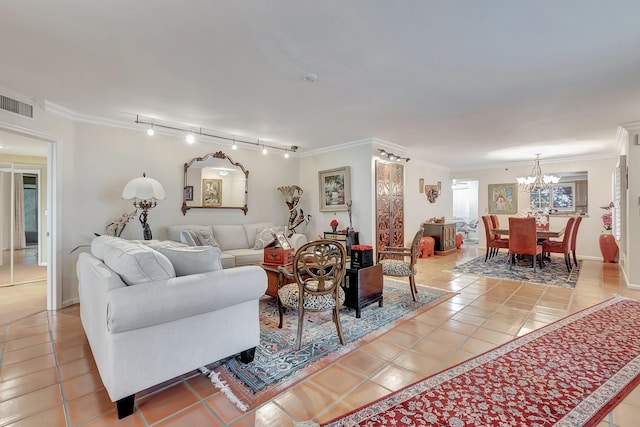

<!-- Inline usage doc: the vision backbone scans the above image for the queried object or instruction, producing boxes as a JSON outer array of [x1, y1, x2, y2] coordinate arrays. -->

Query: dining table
[[491, 227, 565, 239]]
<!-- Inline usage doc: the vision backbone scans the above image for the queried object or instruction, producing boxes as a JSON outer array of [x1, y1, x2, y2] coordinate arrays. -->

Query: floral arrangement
[[330, 219, 339, 228], [106, 210, 137, 237], [601, 211, 612, 231]]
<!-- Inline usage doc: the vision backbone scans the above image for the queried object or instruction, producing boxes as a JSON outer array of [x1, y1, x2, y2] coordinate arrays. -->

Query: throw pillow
[[180, 230, 201, 246], [157, 246, 223, 276], [254, 226, 285, 249], [196, 229, 221, 248]]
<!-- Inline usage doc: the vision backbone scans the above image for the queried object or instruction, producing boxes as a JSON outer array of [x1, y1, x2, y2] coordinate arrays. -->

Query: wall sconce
[[424, 181, 442, 203]]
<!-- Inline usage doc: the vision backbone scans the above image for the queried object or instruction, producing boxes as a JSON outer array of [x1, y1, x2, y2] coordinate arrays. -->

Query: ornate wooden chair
[[508, 217, 544, 272], [277, 240, 347, 350], [377, 229, 423, 301], [542, 216, 577, 272], [482, 215, 509, 261]]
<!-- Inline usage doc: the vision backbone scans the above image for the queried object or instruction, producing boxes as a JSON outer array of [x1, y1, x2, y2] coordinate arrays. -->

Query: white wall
[[451, 157, 618, 259]]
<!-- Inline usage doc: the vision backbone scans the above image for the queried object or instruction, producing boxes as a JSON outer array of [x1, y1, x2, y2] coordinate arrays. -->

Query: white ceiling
[[2, 1, 640, 169]]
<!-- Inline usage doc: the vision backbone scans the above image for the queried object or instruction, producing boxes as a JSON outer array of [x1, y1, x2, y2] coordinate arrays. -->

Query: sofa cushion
[[180, 230, 200, 246], [253, 225, 286, 249], [243, 222, 274, 248], [224, 249, 265, 266], [180, 229, 221, 248], [212, 225, 249, 250], [157, 246, 223, 276], [166, 225, 214, 243], [220, 252, 236, 269], [93, 236, 176, 286]]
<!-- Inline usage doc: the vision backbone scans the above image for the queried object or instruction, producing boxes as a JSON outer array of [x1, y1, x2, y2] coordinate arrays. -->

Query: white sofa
[[166, 223, 307, 268], [76, 236, 267, 418]]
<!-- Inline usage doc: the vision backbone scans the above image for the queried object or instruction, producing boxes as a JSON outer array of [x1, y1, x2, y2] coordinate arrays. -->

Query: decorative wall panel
[[376, 161, 404, 255]]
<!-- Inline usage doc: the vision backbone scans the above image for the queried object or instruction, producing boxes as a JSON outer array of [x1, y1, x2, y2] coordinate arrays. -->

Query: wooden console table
[[343, 264, 383, 318], [324, 231, 359, 255], [422, 223, 457, 255]]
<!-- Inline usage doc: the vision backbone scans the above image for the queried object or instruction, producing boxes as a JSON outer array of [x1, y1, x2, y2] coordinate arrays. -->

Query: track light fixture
[[134, 115, 297, 156], [378, 148, 410, 162], [146, 124, 154, 136]]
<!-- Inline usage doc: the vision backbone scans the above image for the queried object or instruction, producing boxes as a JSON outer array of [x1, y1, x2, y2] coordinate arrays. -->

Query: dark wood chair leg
[[572, 250, 578, 267], [485, 247, 490, 262], [408, 276, 417, 301], [239, 346, 256, 363], [117, 395, 135, 419]]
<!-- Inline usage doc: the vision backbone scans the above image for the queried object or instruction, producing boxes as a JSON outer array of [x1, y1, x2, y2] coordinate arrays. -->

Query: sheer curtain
[[13, 173, 26, 249]]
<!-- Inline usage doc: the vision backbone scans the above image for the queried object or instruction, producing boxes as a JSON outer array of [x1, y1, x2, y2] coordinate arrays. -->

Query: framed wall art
[[184, 185, 194, 201], [488, 183, 517, 214], [202, 179, 222, 207], [319, 166, 351, 212]]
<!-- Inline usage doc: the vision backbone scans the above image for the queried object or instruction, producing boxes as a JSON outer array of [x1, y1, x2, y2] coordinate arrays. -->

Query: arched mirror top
[[182, 151, 249, 215]]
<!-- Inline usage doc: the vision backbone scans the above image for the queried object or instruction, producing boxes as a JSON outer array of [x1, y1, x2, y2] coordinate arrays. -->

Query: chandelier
[[516, 154, 560, 192]]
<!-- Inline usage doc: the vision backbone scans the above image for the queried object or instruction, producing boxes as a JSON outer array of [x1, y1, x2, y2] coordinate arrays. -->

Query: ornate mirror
[[182, 151, 249, 215]]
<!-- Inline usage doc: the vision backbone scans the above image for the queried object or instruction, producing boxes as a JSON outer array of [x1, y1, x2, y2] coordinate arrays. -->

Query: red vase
[[599, 232, 618, 263]]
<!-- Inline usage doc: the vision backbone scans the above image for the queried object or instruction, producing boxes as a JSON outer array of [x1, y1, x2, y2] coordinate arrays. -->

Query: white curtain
[[13, 173, 26, 249]]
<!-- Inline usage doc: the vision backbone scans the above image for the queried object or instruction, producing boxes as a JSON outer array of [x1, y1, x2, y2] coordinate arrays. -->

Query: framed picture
[[202, 179, 222, 207], [319, 166, 351, 212], [184, 185, 194, 201], [488, 183, 517, 214], [272, 231, 291, 250]]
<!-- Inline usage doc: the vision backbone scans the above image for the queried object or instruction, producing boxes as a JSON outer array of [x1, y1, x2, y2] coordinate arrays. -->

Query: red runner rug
[[322, 296, 640, 427]]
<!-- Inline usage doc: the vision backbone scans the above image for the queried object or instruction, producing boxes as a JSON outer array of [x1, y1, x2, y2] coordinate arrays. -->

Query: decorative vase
[[599, 231, 618, 263], [331, 225, 337, 232]]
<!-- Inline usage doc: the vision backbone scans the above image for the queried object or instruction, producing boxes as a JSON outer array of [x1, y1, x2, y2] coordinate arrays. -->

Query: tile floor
[[1, 246, 640, 426]]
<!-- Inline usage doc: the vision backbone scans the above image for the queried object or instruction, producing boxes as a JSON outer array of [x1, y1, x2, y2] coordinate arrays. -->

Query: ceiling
[[2, 1, 640, 169]]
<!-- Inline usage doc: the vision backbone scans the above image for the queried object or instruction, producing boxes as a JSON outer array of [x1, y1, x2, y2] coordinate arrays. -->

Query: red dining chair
[[508, 217, 544, 272], [482, 215, 509, 262], [541, 217, 577, 272], [570, 216, 583, 267], [489, 215, 502, 240]]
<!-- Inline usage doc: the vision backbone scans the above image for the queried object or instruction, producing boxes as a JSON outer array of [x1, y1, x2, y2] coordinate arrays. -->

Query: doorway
[[452, 179, 479, 244], [0, 123, 58, 317]]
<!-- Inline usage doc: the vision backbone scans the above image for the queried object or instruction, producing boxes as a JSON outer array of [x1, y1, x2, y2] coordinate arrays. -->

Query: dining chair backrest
[[508, 217, 539, 256], [490, 215, 500, 240], [481, 215, 494, 243], [570, 216, 582, 252], [558, 216, 577, 251]]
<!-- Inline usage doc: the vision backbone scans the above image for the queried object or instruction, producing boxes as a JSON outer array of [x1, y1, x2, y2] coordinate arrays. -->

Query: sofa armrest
[[106, 266, 267, 333]]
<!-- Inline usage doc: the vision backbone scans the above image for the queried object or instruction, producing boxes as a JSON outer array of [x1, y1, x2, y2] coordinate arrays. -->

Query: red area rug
[[323, 296, 640, 427]]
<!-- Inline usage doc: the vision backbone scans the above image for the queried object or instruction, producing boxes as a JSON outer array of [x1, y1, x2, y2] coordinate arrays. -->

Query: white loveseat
[[76, 236, 267, 418], [166, 223, 307, 268]]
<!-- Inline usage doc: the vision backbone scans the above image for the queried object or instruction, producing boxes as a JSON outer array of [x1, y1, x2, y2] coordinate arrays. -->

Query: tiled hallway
[[1, 247, 639, 426]]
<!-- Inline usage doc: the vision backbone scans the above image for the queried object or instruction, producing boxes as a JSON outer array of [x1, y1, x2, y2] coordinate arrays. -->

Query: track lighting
[[134, 115, 296, 156], [378, 148, 410, 162], [284, 151, 290, 159]]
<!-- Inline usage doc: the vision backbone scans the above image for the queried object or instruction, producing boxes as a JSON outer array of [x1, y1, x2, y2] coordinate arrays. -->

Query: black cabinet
[[343, 264, 383, 318]]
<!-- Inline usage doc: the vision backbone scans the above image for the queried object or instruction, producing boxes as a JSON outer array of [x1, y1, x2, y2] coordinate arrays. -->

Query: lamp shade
[[122, 174, 166, 201]]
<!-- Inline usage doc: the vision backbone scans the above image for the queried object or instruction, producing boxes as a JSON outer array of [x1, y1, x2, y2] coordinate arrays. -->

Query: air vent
[[0, 94, 33, 118]]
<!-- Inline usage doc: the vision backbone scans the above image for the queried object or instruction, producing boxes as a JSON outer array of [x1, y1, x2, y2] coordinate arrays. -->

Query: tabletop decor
[[599, 202, 618, 262], [330, 219, 338, 232], [322, 296, 640, 427]]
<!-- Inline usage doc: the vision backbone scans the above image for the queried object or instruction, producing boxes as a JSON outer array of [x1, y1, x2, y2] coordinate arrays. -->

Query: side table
[[343, 264, 383, 318]]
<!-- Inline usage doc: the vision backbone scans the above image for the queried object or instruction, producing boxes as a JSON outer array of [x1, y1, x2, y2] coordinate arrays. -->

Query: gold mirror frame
[[182, 151, 249, 215]]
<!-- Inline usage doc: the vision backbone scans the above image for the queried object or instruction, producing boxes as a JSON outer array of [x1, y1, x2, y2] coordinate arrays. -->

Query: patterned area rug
[[208, 279, 454, 410], [448, 253, 581, 288], [322, 296, 640, 427]]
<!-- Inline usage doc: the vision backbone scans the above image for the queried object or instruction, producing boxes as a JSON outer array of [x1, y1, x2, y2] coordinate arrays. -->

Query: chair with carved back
[[482, 215, 509, 261], [541, 216, 577, 272], [377, 229, 423, 301], [277, 240, 347, 350], [508, 217, 544, 272]]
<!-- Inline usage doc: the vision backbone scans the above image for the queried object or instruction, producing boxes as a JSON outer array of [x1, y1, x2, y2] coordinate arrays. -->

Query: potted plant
[[599, 204, 617, 263]]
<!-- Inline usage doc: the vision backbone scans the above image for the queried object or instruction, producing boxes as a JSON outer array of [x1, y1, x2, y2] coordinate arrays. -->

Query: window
[[529, 172, 586, 213]]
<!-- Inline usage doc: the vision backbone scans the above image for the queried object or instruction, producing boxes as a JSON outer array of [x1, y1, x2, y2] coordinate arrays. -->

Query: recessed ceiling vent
[[0, 94, 33, 118]]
